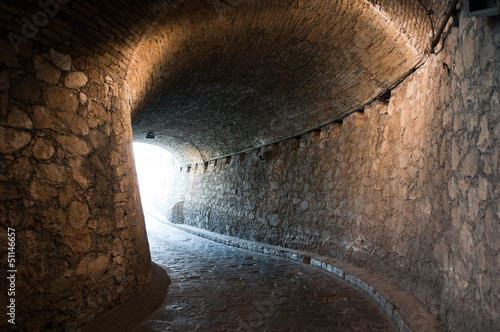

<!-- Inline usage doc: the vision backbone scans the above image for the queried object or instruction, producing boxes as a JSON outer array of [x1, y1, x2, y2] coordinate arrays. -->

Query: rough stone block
[[68, 157, 90, 188], [46, 87, 79, 112], [63, 229, 92, 254], [29, 181, 58, 201], [80, 92, 88, 105], [65, 72, 88, 89], [463, 30, 475, 70], [462, 148, 480, 177], [56, 135, 90, 156], [34, 55, 61, 84], [68, 201, 90, 229], [114, 193, 127, 202], [0, 126, 31, 153], [7, 107, 33, 129], [39, 163, 67, 183], [384, 301, 394, 316], [50, 49, 72, 70]]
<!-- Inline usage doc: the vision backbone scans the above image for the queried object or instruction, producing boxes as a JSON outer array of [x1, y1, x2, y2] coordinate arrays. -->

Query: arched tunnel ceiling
[[123, 0, 440, 165]]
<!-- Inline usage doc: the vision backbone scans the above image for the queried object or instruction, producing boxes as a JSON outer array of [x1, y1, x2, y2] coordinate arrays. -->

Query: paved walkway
[[139, 212, 396, 332]]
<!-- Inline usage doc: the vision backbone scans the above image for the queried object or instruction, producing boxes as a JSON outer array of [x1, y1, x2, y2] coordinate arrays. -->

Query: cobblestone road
[[140, 213, 396, 332]]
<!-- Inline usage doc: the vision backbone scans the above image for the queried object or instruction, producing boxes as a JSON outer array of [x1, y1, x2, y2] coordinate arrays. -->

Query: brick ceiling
[[129, 0, 444, 164]]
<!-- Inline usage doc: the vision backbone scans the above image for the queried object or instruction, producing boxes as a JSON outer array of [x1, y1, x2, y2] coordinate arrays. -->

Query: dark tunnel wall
[[0, 1, 156, 329], [0, 44, 152, 329]]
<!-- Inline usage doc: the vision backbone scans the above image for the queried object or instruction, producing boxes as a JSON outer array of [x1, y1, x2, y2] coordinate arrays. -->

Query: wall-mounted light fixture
[[146, 131, 155, 139], [464, 0, 500, 17]]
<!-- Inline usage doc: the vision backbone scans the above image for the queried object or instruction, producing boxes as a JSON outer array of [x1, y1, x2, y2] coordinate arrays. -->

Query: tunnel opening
[[132, 142, 180, 228]]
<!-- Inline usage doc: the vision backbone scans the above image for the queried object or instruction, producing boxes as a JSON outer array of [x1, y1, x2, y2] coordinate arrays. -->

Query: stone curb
[[169, 222, 444, 332]]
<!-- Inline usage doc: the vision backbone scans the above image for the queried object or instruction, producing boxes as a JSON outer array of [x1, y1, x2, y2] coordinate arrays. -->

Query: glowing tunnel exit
[[132, 142, 180, 225]]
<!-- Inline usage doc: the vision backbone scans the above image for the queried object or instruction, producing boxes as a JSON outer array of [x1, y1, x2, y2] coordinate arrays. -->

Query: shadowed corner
[[81, 263, 171, 332]]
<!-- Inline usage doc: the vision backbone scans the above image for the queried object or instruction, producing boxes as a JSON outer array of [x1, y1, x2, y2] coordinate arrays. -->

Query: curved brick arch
[[126, 0, 444, 165]]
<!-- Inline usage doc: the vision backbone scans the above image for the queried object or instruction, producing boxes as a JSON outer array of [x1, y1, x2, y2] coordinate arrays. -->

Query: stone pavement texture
[[139, 213, 397, 332]]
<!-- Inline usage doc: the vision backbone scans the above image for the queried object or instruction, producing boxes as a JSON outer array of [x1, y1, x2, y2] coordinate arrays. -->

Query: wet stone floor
[[139, 214, 396, 332]]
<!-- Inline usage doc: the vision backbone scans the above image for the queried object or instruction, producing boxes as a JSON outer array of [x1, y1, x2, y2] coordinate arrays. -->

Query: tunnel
[[0, 0, 499, 330]]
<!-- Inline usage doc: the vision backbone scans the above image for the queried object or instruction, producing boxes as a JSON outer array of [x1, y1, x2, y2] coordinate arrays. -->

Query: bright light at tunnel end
[[132, 142, 179, 226]]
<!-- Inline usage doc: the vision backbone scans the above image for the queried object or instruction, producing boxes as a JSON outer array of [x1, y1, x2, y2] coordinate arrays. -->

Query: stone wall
[[170, 15, 500, 331], [0, 41, 151, 330], [0, 1, 165, 328]]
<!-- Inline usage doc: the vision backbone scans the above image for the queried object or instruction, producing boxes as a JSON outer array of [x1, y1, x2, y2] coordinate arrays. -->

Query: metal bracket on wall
[[464, 0, 500, 17]]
